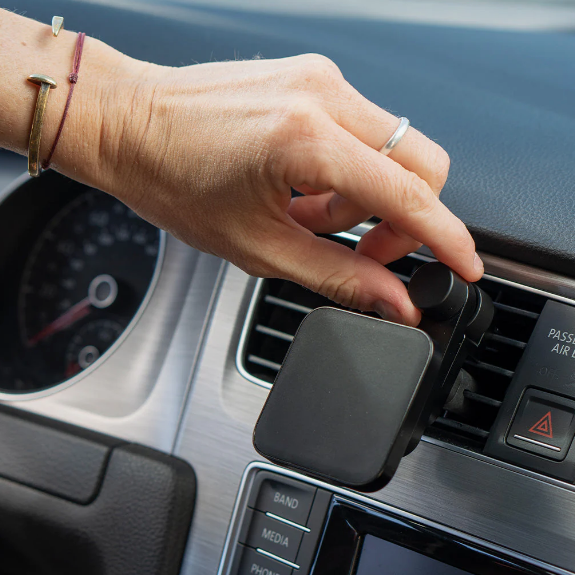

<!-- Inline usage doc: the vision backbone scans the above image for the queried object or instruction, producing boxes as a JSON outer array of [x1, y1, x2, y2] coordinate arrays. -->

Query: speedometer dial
[[13, 189, 160, 391]]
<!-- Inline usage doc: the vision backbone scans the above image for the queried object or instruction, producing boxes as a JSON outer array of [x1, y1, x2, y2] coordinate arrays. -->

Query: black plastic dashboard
[[4, 2, 575, 575]]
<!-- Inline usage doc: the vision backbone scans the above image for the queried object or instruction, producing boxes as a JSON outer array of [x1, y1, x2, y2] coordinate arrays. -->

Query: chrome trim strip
[[333, 230, 364, 243], [218, 462, 573, 575], [247, 355, 282, 372], [513, 435, 561, 452], [0, 174, 167, 401], [236, 277, 270, 389], [256, 548, 300, 569], [264, 512, 311, 532]]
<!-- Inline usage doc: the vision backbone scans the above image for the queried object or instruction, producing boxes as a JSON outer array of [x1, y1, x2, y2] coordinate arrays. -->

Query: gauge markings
[[14, 189, 160, 389]]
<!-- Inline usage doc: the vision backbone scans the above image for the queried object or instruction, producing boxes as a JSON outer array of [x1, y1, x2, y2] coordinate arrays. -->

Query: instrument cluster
[[0, 171, 162, 394]]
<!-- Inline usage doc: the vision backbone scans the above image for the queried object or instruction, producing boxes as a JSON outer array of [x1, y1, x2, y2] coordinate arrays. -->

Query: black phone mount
[[253, 262, 494, 492]]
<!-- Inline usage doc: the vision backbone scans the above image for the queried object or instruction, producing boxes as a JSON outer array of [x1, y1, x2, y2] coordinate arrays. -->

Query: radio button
[[234, 545, 292, 575], [254, 477, 315, 525], [243, 510, 303, 563]]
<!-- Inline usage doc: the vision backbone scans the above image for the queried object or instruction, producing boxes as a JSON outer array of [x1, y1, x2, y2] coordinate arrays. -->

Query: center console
[[219, 463, 566, 575]]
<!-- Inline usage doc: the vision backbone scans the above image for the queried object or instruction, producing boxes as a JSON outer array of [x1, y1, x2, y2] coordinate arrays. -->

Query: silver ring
[[380, 117, 410, 155]]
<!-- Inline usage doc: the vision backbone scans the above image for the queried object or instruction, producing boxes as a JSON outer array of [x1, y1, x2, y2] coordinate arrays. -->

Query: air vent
[[238, 233, 547, 453]]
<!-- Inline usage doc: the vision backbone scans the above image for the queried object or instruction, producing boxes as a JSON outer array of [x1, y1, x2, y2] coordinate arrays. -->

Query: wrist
[[50, 37, 155, 192], [0, 10, 155, 191]]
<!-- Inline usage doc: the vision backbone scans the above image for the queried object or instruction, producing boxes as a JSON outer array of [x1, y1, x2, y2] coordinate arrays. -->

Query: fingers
[[282, 121, 483, 283], [261, 222, 421, 326], [288, 191, 371, 234], [356, 221, 422, 266], [315, 81, 451, 195]]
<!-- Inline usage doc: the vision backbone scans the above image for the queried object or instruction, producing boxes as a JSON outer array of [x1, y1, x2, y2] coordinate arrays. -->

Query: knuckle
[[266, 98, 326, 164], [397, 172, 436, 219], [294, 53, 343, 84], [265, 97, 318, 156], [239, 247, 280, 279], [278, 97, 319, 134], [317, 272, 361, 309]]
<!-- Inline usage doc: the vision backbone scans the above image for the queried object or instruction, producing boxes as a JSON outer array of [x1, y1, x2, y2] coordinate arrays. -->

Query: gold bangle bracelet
[[27, 74, 58, 177], [25, 17, 64, 177]]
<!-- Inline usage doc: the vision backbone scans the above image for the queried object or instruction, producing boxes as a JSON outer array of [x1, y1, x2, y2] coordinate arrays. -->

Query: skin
[[0, 10, 484, 326]]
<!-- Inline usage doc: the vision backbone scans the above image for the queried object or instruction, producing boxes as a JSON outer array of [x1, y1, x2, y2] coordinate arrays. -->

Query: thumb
[[265, 222, 421, 326]]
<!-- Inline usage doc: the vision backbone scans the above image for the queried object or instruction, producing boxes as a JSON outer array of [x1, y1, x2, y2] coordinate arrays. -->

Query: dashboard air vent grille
[[239, 234, 547, 453]]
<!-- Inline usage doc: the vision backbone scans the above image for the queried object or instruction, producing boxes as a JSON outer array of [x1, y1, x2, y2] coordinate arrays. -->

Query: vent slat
[[493, 301, 540, 320], [255, 325, 294, 342], [434, 417, 490, 439], [463, 390, 503, 409], [264, 295, 312, 314], [486, 333, 526, 349], [470, 360, 515, 379], [247, 355, 281, 372]]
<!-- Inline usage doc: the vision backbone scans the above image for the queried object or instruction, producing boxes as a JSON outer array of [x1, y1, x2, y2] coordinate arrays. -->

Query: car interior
[[2, 1, 575, 574]]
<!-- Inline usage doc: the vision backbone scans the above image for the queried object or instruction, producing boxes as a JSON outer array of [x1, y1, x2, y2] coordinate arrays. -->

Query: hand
[[2, 20, 480, 326], [95, 54, 482, 326]]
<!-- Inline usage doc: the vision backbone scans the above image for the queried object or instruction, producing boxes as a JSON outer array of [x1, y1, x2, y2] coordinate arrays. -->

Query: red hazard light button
[[507, 389, 575, 461]]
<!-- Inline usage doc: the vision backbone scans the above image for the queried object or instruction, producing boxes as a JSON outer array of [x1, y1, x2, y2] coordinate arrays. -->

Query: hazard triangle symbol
[[529, 411, 553, 438]]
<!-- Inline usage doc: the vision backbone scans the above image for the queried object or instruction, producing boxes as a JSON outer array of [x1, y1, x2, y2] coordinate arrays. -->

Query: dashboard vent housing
[[238, 233, 547, 453]]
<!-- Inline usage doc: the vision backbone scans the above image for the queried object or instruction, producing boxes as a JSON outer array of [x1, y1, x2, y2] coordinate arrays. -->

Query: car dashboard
[[3, 1, 575, 574]]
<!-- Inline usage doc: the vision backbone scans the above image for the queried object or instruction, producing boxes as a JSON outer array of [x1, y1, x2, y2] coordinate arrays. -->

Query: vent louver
[[238, 234, 547, 453]]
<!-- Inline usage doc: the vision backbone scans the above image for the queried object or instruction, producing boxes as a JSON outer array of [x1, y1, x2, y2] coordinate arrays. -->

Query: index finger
[[288, 121, 483, 282]]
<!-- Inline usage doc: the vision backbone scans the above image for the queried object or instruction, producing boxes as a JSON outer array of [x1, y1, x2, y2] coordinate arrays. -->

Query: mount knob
[[408, 262, 469, 321]]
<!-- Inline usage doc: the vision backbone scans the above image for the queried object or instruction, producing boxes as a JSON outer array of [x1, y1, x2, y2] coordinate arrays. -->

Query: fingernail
[[474, 252, 484, 275], [374, 301, 404, 324]]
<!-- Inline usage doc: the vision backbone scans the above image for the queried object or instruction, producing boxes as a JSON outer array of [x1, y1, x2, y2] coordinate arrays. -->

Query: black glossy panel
[[486, 300, 575, 479], [314, 498, 558, 575]]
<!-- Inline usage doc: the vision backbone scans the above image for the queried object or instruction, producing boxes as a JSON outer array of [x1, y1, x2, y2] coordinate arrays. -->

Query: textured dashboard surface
[[8, 0, 575, 276]]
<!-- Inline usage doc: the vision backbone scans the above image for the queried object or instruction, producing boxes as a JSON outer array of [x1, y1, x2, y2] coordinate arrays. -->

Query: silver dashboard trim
[[0, 170, 30, 204], [218, 462, 573, 575], [235, 276, 268, 389]]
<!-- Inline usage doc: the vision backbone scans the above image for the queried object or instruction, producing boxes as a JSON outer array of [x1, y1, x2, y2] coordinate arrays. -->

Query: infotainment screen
[[355, 535, 472, 575]]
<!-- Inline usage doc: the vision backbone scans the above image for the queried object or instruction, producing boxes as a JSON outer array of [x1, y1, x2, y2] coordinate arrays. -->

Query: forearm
[[0, 9, 147, 192]]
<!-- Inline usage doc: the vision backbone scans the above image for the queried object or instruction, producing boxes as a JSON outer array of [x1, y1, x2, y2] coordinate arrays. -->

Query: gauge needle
[[28, 298, 91, 346], [27, 274, 119, 347]]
